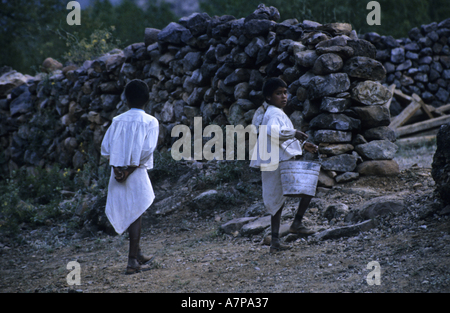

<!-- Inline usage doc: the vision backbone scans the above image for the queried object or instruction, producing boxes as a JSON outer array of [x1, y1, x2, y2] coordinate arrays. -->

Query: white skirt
[[105, 167, 155, 235], [261, 166, 286, 216]]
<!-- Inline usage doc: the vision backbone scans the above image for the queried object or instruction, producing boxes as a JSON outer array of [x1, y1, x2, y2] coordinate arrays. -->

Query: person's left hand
[[304, 142, 318, 154], [113, 167, 137, 183]]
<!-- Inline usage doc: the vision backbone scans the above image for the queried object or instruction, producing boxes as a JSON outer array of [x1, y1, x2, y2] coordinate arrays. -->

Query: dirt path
[[1, 164, 450, 294]]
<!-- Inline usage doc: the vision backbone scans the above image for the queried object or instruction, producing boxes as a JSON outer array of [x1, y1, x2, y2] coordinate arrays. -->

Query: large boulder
[[307, 73, 351, 100], [351, 81, 393, 105], [309, 113, 361, 131], [0, 70, 29, 97], [343, 56, 386, 81], [432, 124, 450, 205], [355, 140, 398, 160], [356, 160, 400, 176]]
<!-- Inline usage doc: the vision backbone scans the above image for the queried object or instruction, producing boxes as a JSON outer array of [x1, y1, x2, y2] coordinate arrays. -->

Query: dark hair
[[262, 77, 287, 98], [125, 79, 150, 108]]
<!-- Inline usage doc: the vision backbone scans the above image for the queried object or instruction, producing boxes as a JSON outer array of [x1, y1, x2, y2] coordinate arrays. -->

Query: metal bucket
[[279, 160, 321, 197]]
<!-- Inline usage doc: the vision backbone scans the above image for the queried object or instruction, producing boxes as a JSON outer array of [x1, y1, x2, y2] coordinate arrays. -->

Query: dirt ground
[[1, 146, 450, 294]]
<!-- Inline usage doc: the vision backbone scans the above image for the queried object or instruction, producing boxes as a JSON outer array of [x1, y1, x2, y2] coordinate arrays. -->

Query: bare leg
[[127, 217, 141, 269], [290, 196, 316, 235], [125, 216, 153, 274], [270, 204, 291, 253]]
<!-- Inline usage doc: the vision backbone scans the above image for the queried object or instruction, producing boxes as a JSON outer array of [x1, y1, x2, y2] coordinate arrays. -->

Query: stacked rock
[[0, 4, 401, 181], [363, 18, 450, 113]]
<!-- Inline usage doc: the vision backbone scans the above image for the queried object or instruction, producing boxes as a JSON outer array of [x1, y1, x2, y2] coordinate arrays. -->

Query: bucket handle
[[282, 138, 322, 164]]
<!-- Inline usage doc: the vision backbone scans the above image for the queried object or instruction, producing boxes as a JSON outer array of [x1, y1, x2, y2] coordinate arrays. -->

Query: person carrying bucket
[[250, 77, 319, 253]]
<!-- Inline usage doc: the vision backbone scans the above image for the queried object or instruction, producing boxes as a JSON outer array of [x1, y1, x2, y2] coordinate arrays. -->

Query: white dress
[[250, 104, 303, 216], [101, 108, 159, 234]]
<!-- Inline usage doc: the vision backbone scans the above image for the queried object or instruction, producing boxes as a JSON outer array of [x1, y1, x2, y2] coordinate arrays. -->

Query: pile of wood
[[387, 83, 450, 141]]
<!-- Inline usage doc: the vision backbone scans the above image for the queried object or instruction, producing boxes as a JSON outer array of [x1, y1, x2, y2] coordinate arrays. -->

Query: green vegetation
[[2, 0, 450, 74], [1, 0, 176, 74], [0, 156, 110, 236], [200, 0, 450, 38]]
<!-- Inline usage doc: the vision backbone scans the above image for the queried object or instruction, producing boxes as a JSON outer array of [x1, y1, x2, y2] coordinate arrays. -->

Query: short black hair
[[262, 77, 287, 98], [124, 79, 150, 108]]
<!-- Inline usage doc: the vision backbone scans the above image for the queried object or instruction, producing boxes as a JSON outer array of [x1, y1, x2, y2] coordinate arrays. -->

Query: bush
[[57, 26, 121, 65]]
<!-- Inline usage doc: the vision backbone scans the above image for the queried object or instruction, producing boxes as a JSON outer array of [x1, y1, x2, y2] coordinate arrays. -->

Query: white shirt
[[101, 108, 159, 169], [100, 108, 159, 234], [250, 104, 303, 171]]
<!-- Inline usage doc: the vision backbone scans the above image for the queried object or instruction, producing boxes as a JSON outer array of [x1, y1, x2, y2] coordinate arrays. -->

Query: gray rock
[[320, 97, 352, 113], [363, 126, 396, 142], [343, 56, 386, 81], [351, 105, 391, 128], [224, 68, 251, 86], [319, 143, 354, 156], [302, 99, 321, 120], [314, 130, 352, 143], [355, 140, 398, 160], [245, 37, 265, 58], [356, 160, 400, 176], [183, 52, 203, 72], [335, 171, 359, 183], [436, 87, 450, 102], [351, 81, 393, 106], [323, 203, 349, 221], [390, 47, 405, 64], [311, 53, 343, 75], [357, 195, 404, 220], [179, 12, 211, 36], [227, 102, 246, 126], [339, 187, 380, 198], [244, 19, 274, 37], [307, 73, 351, 100], [321, 154, 357, 172], [432, 124, 450, 206], [157, 22, 192, 45], [9, 88, 33, 116], [240, 215, 271, 236], [346, 39, 377, 59], [220, 217, 258, 235], [396, 59, 412, 71], [314, 219, 377, 240], [236, 98, 256, 110], [309, 113, 361, 131], [190, 190, 218, 215], [294, 50, 318, 68]]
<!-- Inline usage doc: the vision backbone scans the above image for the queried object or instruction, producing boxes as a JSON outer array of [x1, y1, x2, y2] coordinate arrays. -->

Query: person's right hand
[[113, 167, 137, 183]]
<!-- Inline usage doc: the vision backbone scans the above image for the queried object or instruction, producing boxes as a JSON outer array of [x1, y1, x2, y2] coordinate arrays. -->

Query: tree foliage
[[0, 0, 176, 74], [2, 0, 450, 74], [200, 0, 450, 38]]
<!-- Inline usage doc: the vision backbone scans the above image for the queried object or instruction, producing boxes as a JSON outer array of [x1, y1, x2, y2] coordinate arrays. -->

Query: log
[[411, 93, 434, 120], [395, 135, 436, 146], [395, 115, 450, 137], [389, 100, 421, 129], [393, 89, 412, 104], [435, 104, 450, 115], [382, 84, 396, 110]]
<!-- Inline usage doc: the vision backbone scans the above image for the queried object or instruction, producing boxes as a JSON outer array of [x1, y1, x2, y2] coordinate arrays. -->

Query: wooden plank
[[396, 135, 436, 146], [411, 93, 434, 119], [395, 114, 450, 137], [389, 100, 422, 129], [435, 103, 450, 115], [382, 84, 396, 110], [393, 89, 412, 103]]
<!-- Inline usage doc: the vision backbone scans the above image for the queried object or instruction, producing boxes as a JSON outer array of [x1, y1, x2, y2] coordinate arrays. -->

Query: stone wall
[[363, 19, 450, 115], [1, 5, 449, 184]]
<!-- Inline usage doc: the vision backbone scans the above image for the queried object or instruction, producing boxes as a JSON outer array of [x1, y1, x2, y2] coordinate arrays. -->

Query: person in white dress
[[250, 77, 318, 253], [101, 79, 159, 274]]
